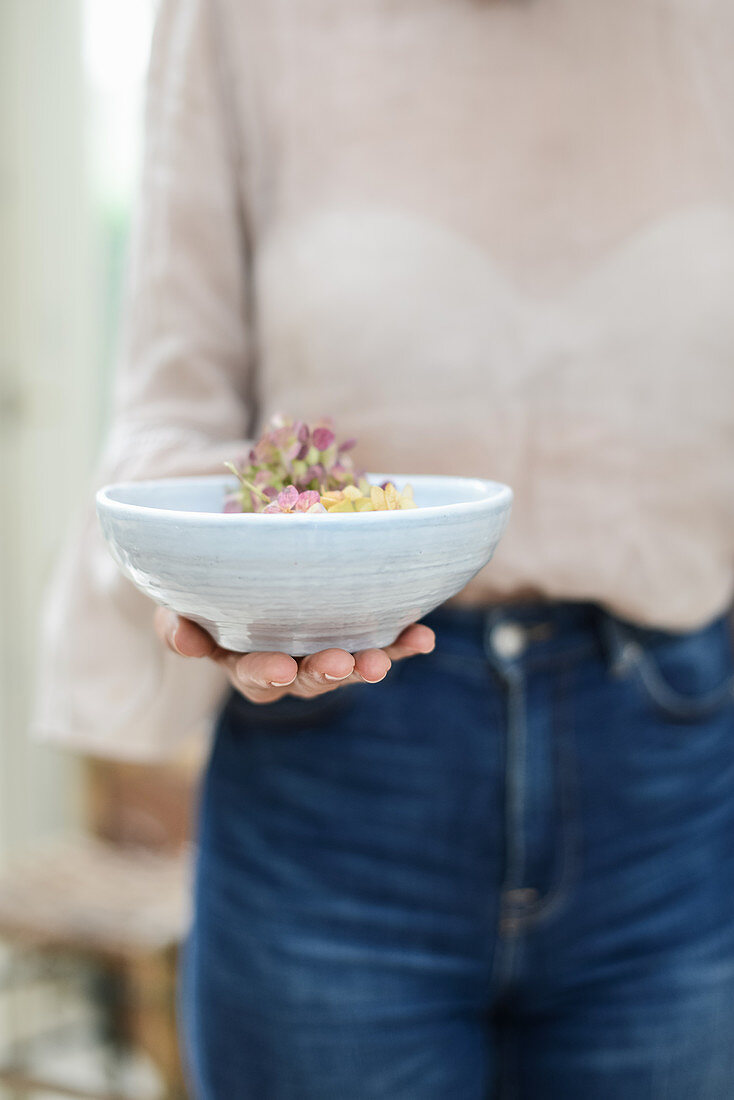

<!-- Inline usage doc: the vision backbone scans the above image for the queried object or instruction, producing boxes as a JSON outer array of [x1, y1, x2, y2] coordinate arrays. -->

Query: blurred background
[[1, 2, 193, 1095]]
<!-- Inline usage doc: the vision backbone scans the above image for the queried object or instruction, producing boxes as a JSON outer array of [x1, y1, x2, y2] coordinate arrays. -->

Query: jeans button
[[489, 621, 527, 660]]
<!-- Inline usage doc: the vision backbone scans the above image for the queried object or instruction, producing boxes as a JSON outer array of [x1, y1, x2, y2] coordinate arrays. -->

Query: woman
[[34, 0, 734, 1095]]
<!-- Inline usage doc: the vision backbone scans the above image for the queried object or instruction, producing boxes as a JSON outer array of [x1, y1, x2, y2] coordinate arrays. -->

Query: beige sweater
[[32, 0, 734, 758]]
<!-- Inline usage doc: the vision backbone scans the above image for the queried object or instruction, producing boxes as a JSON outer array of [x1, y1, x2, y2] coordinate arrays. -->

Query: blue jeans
[[179, 601, 734, 1098]]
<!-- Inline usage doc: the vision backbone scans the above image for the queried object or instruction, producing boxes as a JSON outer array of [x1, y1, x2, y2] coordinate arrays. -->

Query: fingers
[[288, 649, 356, 696], [230, 646, 395, 701], [345, 625, 434, 685], [283, 629, 429, 696], [225, 649, 356, 703], [228, 650, 299, 694], [383, 623, 436, 662], [154, 606, 436, 706], [352, 648, 392, 683]]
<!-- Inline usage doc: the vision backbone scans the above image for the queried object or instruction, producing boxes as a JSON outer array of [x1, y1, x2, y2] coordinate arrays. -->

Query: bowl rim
[[96, 472, 513, 524]]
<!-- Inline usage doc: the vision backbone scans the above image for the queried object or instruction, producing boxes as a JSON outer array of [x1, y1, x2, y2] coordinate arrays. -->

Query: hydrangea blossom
[[223, 415, 363, 513], [223, 415, 417, 515], [320, 482, 416, 513]]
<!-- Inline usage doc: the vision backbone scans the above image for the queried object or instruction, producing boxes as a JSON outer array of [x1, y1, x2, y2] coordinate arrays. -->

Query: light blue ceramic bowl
[[95, 473, 512, 655]]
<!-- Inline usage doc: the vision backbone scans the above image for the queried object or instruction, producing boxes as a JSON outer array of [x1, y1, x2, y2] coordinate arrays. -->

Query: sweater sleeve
[[29, 0, 254, 760]]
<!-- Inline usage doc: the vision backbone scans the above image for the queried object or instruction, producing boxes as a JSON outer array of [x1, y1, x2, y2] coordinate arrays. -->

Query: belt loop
[[597, 610, 639, 677], [482, 607, 504, 664]]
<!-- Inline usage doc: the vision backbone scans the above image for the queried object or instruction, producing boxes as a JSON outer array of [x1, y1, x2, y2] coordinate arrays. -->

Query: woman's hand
[[153, 608, 435, 705]]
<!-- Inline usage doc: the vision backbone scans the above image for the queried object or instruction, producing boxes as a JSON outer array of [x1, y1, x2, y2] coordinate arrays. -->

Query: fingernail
[[166, 611, 182, 653], [323, 672, 351, 682], [268, 679, 295, 688]]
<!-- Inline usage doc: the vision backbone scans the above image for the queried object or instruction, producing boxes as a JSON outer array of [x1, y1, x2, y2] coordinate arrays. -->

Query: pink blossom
[[263, 486, 326, 514], [312, 426, 335, 451]]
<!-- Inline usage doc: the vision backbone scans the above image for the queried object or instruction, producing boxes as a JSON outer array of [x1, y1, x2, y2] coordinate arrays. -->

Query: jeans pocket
[[604, 613, 734, 723]]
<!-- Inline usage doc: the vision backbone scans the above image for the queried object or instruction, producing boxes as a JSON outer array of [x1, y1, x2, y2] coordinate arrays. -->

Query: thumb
[[153, 607, 217, 658]]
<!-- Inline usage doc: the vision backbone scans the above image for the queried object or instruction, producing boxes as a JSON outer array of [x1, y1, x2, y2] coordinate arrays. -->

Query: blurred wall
[[0, 0, 98, 860], [1, 0, 156, 866]]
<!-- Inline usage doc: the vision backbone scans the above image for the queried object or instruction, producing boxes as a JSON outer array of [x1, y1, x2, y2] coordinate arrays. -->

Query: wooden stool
[[0, 835, 192, 1099]]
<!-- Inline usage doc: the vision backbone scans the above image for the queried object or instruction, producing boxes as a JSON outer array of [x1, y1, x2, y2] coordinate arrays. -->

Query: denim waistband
[[425, 600, 602, 635], [422, 600, 732, 674]]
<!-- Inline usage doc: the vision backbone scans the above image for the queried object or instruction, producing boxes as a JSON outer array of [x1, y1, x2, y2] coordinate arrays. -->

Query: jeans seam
[[486, 648, 525, 993], [503, 666, 528, 893], [516, 659, 581, 929], [485, 647, 581, 951]]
